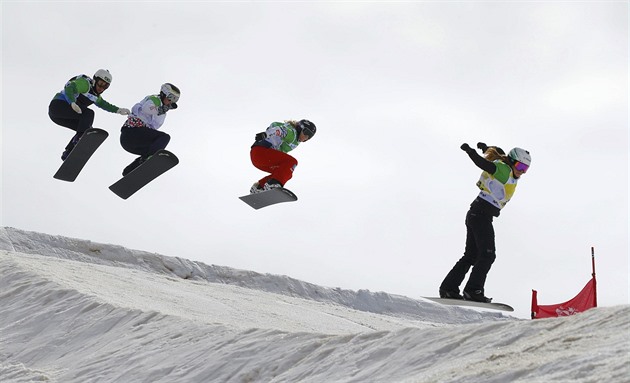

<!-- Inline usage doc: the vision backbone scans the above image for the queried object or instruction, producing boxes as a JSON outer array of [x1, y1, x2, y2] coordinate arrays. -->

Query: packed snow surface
[[1, 227, 628, 382]]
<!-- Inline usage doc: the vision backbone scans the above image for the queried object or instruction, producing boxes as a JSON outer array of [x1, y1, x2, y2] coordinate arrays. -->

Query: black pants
[[49, 99, 95, 150], [440, 207, 497, 294], [120, 126, 170, 158]]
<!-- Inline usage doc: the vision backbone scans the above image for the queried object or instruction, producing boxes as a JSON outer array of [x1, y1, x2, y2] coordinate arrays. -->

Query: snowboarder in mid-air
[[249, 119, 316, 194], [48, 69, 130, 160], [119, 83, 180, 176], [439, 142, 531, 303]]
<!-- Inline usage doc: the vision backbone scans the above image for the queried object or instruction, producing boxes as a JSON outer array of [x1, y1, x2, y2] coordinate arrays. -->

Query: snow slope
[[1, 227, 628, 382]]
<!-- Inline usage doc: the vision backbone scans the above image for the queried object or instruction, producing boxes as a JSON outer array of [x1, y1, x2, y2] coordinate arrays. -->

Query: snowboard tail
[[422, 297, 514, 312], [54, 128, 108, 182], [239, 187, 297, 209], [109, 150, 179, 199]]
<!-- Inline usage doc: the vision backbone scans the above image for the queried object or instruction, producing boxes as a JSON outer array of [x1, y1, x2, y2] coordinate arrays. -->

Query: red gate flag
[[531, 247, 598, 319]]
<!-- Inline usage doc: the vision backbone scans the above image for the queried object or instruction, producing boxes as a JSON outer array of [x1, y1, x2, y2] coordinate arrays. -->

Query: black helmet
[[298, 119, 316, 139]]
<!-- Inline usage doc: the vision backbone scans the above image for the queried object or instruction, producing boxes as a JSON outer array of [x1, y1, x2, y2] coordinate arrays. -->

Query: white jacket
[[130, 95, 167, 130]]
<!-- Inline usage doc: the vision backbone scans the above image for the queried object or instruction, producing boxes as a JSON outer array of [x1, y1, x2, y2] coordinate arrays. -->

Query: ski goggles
[[513, 161, 529, 173], [302, 127, 315, 139], [165, 93, 179, 103], [299, 123, 315, 139], [95, 80, 110, 90]]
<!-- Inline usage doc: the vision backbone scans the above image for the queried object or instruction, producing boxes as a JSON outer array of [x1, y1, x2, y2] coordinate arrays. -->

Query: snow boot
[[262, 178, 283, 191], [61, 133, 82, 161], [463, 290, 492, 303], [439, 289, 464, 300], [250, 182, 264, 194], [122, 156, 147, 176]]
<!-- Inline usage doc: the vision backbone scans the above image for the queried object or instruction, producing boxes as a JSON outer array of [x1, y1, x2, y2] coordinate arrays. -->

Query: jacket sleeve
[[466, 149, 496, 174], [95, 97, 120, 113], [279, 127, 297, 152], [64, 77, 91, 103], [264, 123, 287, 150], [132, 97, 161, 129]]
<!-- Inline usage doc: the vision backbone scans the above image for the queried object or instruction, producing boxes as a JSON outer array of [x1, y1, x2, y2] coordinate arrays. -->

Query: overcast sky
[[2, 1, 627, 318]]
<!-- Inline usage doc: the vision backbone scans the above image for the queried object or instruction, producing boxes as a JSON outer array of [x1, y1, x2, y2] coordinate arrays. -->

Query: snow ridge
[[1, 227, 628, 383], [0, 227, 502, 324]]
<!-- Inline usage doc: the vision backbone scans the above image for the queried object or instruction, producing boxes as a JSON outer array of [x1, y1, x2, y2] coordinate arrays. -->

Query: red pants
[[250, 146, 298, 186]]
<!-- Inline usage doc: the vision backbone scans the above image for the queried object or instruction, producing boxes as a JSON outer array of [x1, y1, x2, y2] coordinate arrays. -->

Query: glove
[[117, 108, 130, 115], [170, 103, 178, 110], [71, 102, 82, 114], [255, 132, 267, 141], [477, 142, 488, 152], [460, 143, 474, 153]]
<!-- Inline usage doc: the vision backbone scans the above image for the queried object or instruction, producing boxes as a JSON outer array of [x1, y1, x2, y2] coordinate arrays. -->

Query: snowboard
[[53, 128, 109, 182], [239, 187, 298, 209], [422, 297, 514, 312], [109, 150, 179, 200]]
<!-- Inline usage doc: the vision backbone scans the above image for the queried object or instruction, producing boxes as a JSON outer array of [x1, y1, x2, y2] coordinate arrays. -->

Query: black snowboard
[[422, 297, 514, 312], [53, 128, 108, 182], [239, 187, 298, 209], [109, 150, 179, 200]]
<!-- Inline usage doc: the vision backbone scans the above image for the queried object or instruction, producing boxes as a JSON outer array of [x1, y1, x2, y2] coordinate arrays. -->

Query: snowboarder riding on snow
[[119, 83, 180, 176], [249, 119, 316, 194], [439, 142, 531, 303], [49, 69, 130, 160]]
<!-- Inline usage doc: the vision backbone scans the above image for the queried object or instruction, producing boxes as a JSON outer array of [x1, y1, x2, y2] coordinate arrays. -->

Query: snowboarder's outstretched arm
[[95, 96, 126, 114], [62, 75, 127, 114], [461, 143, 496, 174]]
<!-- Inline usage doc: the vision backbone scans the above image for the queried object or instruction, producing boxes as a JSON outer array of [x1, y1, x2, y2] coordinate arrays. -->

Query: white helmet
[[508, 147, 531, 166], [160, 83, 180, 103], [93, 69, 113, 84]]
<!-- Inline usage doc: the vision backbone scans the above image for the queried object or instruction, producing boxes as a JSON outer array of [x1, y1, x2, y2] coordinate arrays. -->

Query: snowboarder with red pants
[[249, 120, 316, 194]]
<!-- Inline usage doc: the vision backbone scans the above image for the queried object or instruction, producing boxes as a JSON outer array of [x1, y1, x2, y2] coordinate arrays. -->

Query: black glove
[[170, 103, 178, 110], [476, 142, 506, 155], [157, 104, 173, 115], [460, 143, 474, 153], [255, 132, 267, 141]]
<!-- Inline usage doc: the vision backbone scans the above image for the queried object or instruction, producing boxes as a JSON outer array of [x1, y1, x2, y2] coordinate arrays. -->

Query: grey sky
[[2, 1, 627, 318]]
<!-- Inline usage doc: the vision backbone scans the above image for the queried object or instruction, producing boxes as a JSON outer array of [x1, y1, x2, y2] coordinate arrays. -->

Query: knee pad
[[485, 249, 496, 264]]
